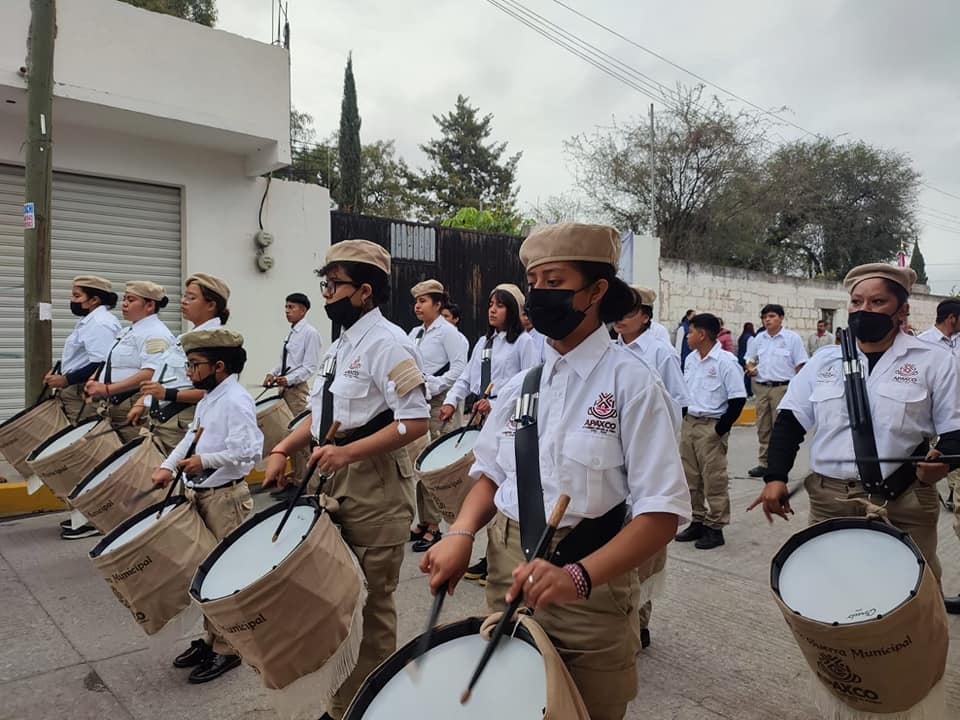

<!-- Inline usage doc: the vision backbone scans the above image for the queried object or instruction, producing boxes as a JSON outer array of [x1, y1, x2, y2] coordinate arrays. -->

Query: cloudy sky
[[217, 0, 960, 295]]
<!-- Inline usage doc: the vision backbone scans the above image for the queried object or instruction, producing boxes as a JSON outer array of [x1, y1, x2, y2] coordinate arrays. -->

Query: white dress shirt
[[409, 316, 469, 399], [148, 317, 224, 406], [105, 314, 177, 382], [527, 328, 548, 364], [649, 320, 673, 349], [470, 325, 690, 526], [309, 308, 429, 437], [446, 331, 539, 408], [271, 318, 322, 386], [917, 327, 960, 361], [745, 327, 808, 382], [683, 342, 748, 417], [779, 332, 960, 481], [60, 305, 122, 373], [160, 375, 264, 488], [618, 332, 690, 409]]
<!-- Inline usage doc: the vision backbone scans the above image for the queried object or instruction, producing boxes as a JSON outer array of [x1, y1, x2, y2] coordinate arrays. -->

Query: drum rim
[[89, 495, 188, 559], [415, 425, 482, 471], [255, 394, 286, 408], [26, 416, 104, 462], [287, 408, 311, 431], [344, 616, 542, 718], [68, 436, 147, 500], [189, 496, 321, 603], [770, 517, 924, 623], [0, 396, 62, 431]]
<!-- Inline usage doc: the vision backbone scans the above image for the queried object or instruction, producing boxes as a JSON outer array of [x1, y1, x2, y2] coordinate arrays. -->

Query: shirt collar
[[341, 307, 382, 346], [544, 325, 610, 380], [193, 317, 222, 331], [133, 314, 162, 330], [204, 373, 238, 404], [421, 316, 450, 335], [290, 317, 310, 333]]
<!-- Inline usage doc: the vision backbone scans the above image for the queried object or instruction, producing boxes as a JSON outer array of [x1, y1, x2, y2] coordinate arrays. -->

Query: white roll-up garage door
[[0, 164, 182, 417]]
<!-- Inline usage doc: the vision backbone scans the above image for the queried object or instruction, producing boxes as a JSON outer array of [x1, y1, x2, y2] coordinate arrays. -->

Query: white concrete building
[[0, 0, 330, 415]]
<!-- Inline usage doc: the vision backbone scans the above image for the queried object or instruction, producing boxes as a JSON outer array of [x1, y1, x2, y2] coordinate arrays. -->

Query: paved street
[[1, 426, 958, 719]]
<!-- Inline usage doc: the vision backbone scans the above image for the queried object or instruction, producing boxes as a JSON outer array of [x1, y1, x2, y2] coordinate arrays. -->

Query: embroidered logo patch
[[343, 356, 362, 379], [584, 392, 618, 434], [706, 366, 718, 378], [816, 366, 839, 383], [893, 363, 919, 384]]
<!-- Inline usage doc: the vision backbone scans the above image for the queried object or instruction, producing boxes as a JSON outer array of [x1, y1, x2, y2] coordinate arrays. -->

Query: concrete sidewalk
[[1, 426, 958, 719]]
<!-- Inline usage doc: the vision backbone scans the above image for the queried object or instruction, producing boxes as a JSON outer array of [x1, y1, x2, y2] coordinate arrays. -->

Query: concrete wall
[[657, 258, 947, 342]]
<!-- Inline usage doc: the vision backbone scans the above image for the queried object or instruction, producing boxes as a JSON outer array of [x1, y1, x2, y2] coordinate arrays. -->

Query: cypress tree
[[338, 53, 362, 213], [910, 242, 928, 285]]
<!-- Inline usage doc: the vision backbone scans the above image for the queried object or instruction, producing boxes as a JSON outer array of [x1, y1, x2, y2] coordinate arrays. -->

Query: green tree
[[412, 95, 521, 221], [440, 207, 527, 235], [910, 243, 929, 285], [338, 53, 362, 213], [361, 140, 417, 218], [118, 0, 216, 26]]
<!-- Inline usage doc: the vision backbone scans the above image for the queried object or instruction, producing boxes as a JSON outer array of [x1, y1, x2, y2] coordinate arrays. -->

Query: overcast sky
[[217, 0, 960, 295]]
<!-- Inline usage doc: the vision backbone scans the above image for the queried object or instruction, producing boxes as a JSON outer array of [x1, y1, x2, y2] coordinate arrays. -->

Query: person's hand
[[747, 480, 794, 523], [263, 374, 276, 387], [262, 452, 290, 489], [176, 455, 204, 476], [127, 404, 147, 426], [309, 443, 352, 476], [917, 448, 950, 485], [84, 380, 109, 400], [138, 381, 165, 401], [44, 373, 68, 389], [277, 376, 289, 388], [472, 398, 492, 417], [506, 558, 578, 609], [419, 532, 474, 594], [151, 467, 174, 488], [438, 404, 456, 422]]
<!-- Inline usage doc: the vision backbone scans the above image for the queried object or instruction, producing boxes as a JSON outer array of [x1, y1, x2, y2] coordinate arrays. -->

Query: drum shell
[[68, 436, 167, 534], [26, 419, 123, 499], [772, 532, 948, 713], [0, 398, 69, 477], [90, 497, 217, 636], [191, 506, 364, 690], [415, 428, 480, 524], [256, 396, 294, 471]]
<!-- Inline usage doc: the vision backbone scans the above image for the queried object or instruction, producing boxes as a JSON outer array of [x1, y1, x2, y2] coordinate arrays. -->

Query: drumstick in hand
[[157, 427, 204, 519], [460, 494, 570, 705], [272, 420, 340, 542], [407, 579, 449, 679], [455, 382, 494, 448]]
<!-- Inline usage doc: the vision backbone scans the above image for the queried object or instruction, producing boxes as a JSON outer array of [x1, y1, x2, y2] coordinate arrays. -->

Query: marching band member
[[44, 275, 121, 423], [422, 223, 691, 720], [151, 328, 262, 684], [262, 239, 430, 720], [751, 264, 960, 586], [408, 279, 469, 552]]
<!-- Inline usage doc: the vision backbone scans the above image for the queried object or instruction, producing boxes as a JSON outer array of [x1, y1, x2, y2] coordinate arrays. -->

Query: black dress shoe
[[409, 523, 428, 542], [640, 628, 651, 649], [173, 639, 211, 668], [412, 529, 442, 553], [695, 527, 725, 550], [748, 465, 768, 478], [188, 652, 241, 683], [674, 522, 703, 542], [945, 595, 960, 615], [464, 557, 487, 580], [60, 524, 102, 540]]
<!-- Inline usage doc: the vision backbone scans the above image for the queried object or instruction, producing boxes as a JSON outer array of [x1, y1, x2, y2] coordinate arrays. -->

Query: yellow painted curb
[[735, 406, 757, 426], [0, 482, 67, 515]]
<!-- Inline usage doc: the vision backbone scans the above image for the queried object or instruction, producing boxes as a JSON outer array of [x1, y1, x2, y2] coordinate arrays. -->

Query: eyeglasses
[[319, 279, 358, 297], [184, 361, 213, 372]]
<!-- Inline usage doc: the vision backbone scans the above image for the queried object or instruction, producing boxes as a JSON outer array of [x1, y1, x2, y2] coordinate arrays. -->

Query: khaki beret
[[125, 280, 166, 302], [843, 263, 916, 294], [72, 275, 112, 293], [186, 273, 230, 301], [492, 283, 525, 311], [411, 279, 445, 299], [324, 239, 391, 275], [631, 285, 657, 306], [520, 223, 621, 271], [180, 328, 244, 353]]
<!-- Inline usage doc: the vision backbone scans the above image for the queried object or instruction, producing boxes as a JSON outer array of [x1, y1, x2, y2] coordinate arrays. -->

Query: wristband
[[268, 450, 289, 459], [164, 387, 178, 402], [564, 562, 592, 600], [445, 529, 476, 541]]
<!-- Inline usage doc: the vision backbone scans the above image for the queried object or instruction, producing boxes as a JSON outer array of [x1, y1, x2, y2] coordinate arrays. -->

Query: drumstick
[[455, 382, 494, 448], [37, 361, 62, 404], [407, 579, 449, 678], [254, 384, 276, 401], [460, 494, 570, 705], [272, 420, 341, 542], [156, 427, 204, 519]]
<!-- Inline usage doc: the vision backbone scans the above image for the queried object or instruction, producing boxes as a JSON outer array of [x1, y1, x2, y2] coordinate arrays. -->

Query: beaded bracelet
[[564, 562, 592, 600], [445, 529, 476, 541]]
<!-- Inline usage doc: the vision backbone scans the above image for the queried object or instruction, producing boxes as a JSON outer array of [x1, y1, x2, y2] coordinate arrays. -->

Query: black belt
[[332, 409, 395, 447], [191, 477, 245, 491], [549, 502, 629, 566], [755, 380, 790, 387], [687, 413, 720, 421]]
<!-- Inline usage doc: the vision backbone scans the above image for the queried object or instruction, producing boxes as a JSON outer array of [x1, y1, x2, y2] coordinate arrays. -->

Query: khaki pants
[[282, 383, 311, 485], [485, 514, 641, 720], [189, 482, 254, 654], [59, 384, 96, 424], [147, 406, 193, 456], [806, 472, 942, 581], [680, 415, 731, 528], [102, 397, 140, 444], [753, 381, 788, 466]]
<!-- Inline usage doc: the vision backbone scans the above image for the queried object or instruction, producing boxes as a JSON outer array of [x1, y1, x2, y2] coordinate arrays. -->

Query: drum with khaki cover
[[0, 397, 69, 477], [89, 496, 217, 635], [25, 418, 122, 499], [771, 517, 948, 719], [255, 395, 294, 471], [68, 436, 167, 533], [414, 425, 482, 523]]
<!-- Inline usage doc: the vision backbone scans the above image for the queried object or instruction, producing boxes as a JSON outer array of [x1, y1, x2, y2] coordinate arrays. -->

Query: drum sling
[[415, 327, 450, 377], [103, 333, 140, 406], [465, 336, 495, 410]]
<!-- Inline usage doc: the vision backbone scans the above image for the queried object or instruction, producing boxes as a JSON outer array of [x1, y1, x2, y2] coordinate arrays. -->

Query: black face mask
[[192, 373, 218, 392], [524, 288, 592, 340], [324, 291, 363, 329], [70, 301, 90, 317], [848, 310, 897, 343]]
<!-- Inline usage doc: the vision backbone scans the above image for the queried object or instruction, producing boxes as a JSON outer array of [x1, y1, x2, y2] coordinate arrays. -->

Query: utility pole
[[648, 102, 656, 236], [24, 0, 56, 402]]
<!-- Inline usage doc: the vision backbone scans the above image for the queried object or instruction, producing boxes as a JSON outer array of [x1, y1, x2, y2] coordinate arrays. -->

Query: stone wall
[[657, 258, 947, 342]]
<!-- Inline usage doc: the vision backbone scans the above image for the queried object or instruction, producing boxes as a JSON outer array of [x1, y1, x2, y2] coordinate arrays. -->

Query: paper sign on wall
[[24, 202, 35, 229]]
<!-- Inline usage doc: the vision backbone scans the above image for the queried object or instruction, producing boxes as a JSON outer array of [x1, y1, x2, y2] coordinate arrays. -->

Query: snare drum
[[90, 496, 217, 635], [0, 398, 69, 477], [345, 614, 588, 719], [68, 436, 167, 533], [415, 426, 482, 523], [771, 518, 948, 718], [256, 395, 294, 470], [26, 418, 123, 499], [190, 498, 365, 699]]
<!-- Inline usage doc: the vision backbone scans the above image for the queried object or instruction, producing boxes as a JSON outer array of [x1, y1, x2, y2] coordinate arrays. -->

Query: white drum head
[[32, 422, 98, 460], [256, 397, 285, 415], [360, 634, 545, 718], [199, 505, 316, 600], [76, 445, 139, 496], [778, 527, 920, 624], [418, 429, 480, 473], [100, 502, 177, 555]]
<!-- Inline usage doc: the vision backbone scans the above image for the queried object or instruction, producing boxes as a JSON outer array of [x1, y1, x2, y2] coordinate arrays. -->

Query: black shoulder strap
[[838, 328, 883, 492], [515, 364, 546, 560], [317, 355, 337, 441], [480, 335, 494, 392]]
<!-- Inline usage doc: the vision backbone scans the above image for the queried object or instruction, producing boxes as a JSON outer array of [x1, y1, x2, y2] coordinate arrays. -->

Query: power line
[[923, 182, 960, 202], [919, 220, 960, 236], [919, 204, 960, 224]]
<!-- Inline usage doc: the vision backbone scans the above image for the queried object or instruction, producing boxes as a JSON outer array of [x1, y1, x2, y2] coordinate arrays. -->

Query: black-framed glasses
[[184, 360, 213, 372], [319, 279, 358, 297]]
